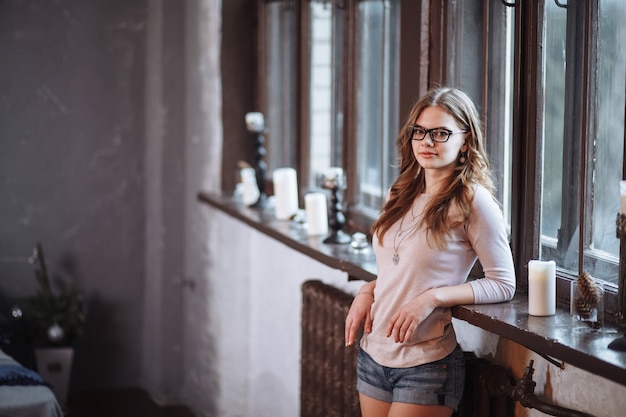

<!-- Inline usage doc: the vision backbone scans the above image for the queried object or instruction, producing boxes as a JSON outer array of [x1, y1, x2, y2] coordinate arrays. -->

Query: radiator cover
[[301, 280, 362, 417]]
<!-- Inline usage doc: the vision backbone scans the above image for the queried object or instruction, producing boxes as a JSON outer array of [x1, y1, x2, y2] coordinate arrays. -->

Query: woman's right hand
[[344, 287, 375, 346]]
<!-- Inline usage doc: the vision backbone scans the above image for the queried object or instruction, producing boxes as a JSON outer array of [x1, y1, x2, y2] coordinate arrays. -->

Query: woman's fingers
[[387, 312, 403, 341], [345, 310, 365, 346], [387, 312, 418, 343], [364, 308, 372, 333], [345, 295, 375, 346], [345, 316, 356, 346]]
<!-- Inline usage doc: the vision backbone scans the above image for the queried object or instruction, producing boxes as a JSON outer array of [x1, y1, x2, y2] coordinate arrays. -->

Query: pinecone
[[574, 297, 593, 319], [576, 272, 601, 306]]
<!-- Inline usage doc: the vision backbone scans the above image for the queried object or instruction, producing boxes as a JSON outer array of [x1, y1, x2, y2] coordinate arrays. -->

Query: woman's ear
[[461, 131, 471, 152]]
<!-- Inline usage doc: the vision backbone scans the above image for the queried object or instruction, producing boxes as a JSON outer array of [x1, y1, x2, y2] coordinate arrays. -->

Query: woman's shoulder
[[471, 182, 493, 198], [470, 183, 501, 212]]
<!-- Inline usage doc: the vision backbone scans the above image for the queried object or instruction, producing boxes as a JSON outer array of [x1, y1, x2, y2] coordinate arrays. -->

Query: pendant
[[392, 253, 399, 265]]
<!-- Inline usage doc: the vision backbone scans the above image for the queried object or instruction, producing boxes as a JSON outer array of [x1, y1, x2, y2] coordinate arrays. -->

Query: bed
[[0, 348, 63, 417]]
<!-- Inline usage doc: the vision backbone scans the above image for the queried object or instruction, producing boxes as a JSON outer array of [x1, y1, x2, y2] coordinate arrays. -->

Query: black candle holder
[[609, 212, 626, 351], [252, 131, 268, 208], [321, 170, 351, 244], [245, 112, 268, 208]]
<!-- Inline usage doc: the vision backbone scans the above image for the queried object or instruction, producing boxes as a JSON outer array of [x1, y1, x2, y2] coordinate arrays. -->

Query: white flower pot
[[35, 347, 74, 406]]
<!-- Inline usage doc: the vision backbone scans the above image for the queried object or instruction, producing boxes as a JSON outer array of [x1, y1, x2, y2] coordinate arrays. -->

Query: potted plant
[[15, 242, 85, 406]]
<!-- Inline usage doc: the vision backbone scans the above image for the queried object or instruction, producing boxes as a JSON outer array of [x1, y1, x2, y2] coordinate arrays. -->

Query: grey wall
[[0, 0, 153, 390], [0, 1, 257, 413]]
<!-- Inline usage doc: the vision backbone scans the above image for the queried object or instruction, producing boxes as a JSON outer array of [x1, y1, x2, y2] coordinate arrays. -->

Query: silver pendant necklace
[[391, 205, 419, 265]]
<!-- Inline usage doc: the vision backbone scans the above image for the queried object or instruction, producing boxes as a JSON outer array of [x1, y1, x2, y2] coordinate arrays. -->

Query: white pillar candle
[[240, 167, 260, 206], [620, 180, 626, 215], [528, 260, 556, 316], [322, 167, 344, 189], [245, 112, 265, 132], [305, 192, 328, 236], [324, 167, 343, 179], [272, 167, 299, 220]]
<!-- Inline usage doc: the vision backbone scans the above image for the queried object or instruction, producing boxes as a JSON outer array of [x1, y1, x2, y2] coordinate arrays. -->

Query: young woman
[[345, 87, 516, 417]]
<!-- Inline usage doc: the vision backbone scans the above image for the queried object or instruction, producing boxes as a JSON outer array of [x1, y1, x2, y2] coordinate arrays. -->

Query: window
[[308, 1, 343, 187], [444, 0, 515, 226], [539, 0, 626, 287], [256, 0, 626, 314], [587, 0, 625, 283], [355, 1, 400, 213], [261, 1, 298, 172]]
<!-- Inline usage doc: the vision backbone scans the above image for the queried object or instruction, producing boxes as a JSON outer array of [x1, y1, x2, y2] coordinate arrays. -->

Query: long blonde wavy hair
[[371, 87, 495, 249]]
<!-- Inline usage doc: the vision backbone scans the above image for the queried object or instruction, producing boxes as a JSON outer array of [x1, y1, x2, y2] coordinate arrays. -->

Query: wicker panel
[[301, 280, 361, 417]]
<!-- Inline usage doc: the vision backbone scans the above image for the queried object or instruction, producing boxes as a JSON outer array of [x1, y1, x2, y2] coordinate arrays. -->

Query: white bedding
[[0, 349, 63, 417]]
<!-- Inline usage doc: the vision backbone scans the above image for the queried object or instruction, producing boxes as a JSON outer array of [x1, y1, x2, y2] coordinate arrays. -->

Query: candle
[[321, 167, 344, 190], [619, 181, 626, 215], [272, 167, 299, 220], [245, 112, 265, 133], [305, 193, 328, 236], [240, 167, 260, 206], [324, 167, 343, 179], [528, 260, 556, 316]]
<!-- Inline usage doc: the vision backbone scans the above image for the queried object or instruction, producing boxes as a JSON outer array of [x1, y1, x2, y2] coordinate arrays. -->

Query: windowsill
[[198, 191, 626, 387]]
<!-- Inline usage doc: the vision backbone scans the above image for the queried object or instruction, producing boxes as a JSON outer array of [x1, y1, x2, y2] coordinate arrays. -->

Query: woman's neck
[[423, 171, 451, 195]]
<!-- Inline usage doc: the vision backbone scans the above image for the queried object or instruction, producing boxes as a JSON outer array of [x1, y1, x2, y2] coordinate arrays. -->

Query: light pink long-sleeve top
[[360, 185, 516, 368]]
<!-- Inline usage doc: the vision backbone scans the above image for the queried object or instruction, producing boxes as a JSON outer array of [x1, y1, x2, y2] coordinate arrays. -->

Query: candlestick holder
[[609, 212, 626, 350], [321, 169, 351, 244], [245, 112, 268, 208]]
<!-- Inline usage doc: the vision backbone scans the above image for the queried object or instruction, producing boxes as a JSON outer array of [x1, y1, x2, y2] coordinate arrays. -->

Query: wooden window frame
[[251, 0, 626, 318]]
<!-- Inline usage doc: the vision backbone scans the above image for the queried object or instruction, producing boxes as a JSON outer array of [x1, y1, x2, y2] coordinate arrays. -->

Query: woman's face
[[411, 105, 468, 176]]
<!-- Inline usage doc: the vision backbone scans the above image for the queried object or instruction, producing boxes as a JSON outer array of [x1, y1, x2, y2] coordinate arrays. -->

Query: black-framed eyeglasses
[[408, 126, 468, 143]]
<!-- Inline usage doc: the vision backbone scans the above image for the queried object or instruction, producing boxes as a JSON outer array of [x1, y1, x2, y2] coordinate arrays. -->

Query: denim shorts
[[356, 345, 465, 410]]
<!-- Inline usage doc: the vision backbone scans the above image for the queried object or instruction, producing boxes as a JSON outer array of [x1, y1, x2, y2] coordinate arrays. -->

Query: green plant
[[18, 242, 85, 347]]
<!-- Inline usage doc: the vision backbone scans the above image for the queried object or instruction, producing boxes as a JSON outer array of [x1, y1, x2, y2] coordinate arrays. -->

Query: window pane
[[265, 2, 297, 171], [457, 1, 483, 104], [458, 0, 514, 228], [541, 1, 566, 250], [542, 1, 625, 285], [356, 0, 400, 211], [502, 7, 514, 229], [587, 0, 626, 283], [309, 2, 336, 186]]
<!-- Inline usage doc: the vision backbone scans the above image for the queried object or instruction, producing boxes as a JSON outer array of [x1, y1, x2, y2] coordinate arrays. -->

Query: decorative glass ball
[[10, 305, 23, 319], [47, 323, 65, 343]]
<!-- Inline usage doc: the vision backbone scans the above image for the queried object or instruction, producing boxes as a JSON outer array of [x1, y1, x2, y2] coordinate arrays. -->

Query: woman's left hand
[[386, 290, 436, 343]]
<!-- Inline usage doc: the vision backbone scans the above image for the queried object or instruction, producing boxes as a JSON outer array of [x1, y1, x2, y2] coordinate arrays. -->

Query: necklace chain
[[392, 204, 419, 265]]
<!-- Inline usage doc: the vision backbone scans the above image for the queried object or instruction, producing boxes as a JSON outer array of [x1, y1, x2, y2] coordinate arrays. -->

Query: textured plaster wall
[[0, 0, 150, 389], [178, 0, 223, 413], [199, 207, 358, 417], [1, 0, 231, 411], [0, 1, 218, 404]]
